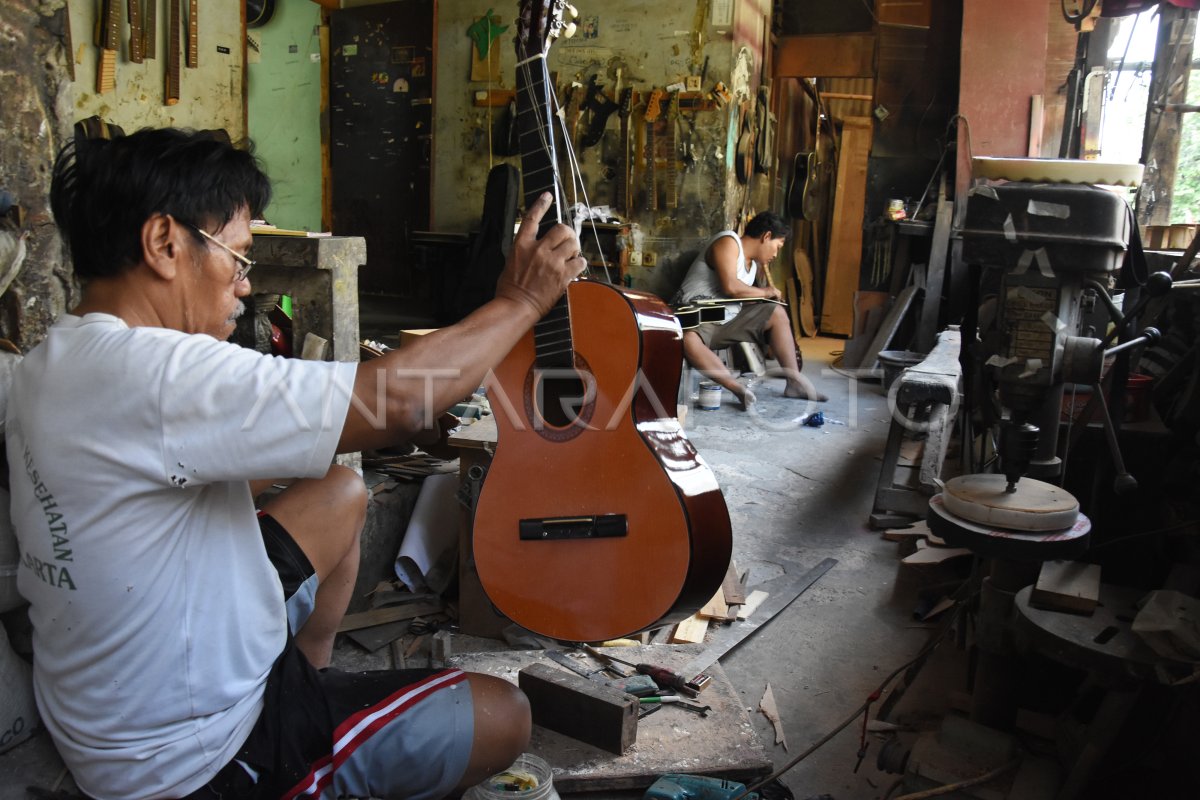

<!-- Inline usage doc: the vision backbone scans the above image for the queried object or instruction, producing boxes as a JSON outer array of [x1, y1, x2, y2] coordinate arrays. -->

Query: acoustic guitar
[[472, 0, 732, 643]]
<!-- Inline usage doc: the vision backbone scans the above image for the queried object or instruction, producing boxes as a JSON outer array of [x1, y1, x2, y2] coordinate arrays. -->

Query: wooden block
[[737, 590, 768, 619], [1029, 560, 1100, 615], [670, 613, 709, 643], [518, 662, 638, 754]]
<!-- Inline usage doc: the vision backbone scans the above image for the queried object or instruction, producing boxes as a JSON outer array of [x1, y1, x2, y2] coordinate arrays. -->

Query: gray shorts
[[181, 515, 474, 800], [692, 301, 776, 350]]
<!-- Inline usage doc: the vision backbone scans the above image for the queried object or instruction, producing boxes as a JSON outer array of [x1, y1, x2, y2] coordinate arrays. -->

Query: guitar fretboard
[[96, 0, 120, 93], [186, 0, 198, 69], [166, 0, 181, 105], [143, 0, 156, 59], [128, 0, 144, 64], [516, 54, 574, 372]]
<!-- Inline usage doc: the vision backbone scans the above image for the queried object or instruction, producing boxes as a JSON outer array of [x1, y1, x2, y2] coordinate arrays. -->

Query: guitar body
[[473, 280, 732, 641]]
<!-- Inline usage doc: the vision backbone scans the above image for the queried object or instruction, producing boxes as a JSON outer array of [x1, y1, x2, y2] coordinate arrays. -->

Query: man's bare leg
[[454, 674, 533, 791], [258, 464, 367, 668], [764, 307, 827, 402], [682, 330, 756, 409]]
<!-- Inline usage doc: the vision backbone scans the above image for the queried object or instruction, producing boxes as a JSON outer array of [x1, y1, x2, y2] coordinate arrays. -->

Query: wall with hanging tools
[[432, 0, 770, 300], [67, 0, 246, 140]]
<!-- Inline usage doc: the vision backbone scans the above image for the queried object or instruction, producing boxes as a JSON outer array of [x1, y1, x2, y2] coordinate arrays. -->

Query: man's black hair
[[49, 128, 272, 280], [744, 211, 789, 240]]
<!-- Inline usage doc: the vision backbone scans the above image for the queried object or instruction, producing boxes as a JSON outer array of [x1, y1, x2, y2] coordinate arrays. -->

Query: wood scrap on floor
[[338, 601, 446, 633], [881, 519, 946, 546], [698, 588, 729, 620], [757, 683, 787, 751], [671, 613, 709, 643], [737, 589, 768, 619], [723, 560, 748, 604], [900, 538, 972, 565]]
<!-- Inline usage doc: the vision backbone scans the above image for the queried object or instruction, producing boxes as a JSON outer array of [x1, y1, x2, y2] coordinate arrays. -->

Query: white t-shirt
[[675, 231, 757, 322], [5, 313, 357, 799]]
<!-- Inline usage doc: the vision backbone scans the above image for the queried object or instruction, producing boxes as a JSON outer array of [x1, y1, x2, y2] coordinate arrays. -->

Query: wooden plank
[[736, 590, 768, 620], [722, 560, 747, 605], [449, 647, 772, 792], [914, 175, 953, 353], [519, 663, 639, 755], [774, 34, 876, 78], [337, 601, 443, 633], [878, 0, 932, 27], [1030, 560, 1101, 616], [858, 284, 918, 374], [670, 614, 708, 643], [820, 117, 873, 336], [697, 589, 729, 621]]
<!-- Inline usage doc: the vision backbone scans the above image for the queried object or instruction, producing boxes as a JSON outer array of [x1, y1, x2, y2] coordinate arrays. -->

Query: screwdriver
[[582, 645, 699, 697]]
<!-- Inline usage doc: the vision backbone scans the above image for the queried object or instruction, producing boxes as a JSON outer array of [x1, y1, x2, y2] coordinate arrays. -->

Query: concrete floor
[[0, 337, 968, 799]]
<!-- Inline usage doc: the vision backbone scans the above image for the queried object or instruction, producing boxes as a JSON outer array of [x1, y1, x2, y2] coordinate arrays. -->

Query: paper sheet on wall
[[394, 473, 460, 594]]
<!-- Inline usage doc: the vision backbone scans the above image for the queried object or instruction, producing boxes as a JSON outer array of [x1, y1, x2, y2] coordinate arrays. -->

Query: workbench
[[449, 645, 773, 793]]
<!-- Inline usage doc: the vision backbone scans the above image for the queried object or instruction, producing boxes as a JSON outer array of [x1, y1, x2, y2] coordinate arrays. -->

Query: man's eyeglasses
[[180, 221, 255, 281]]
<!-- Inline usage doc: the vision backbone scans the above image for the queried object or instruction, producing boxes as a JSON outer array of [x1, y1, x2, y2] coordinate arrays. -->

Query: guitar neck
[[186, 0, 198, 68], [166, 0, 181, 105], [128, 0, 144, 64], [143, 0, 156, 59], [96, 0, 120, 93], [617, 114, 630, 213], [516, 48, 574, 371]]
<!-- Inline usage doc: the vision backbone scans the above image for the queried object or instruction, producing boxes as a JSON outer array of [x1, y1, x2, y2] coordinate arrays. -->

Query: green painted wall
[[247, 2, 323, 232]]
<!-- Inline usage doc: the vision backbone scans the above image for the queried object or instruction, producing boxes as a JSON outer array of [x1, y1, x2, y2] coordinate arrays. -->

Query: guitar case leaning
[[449, 164, 520, 323]]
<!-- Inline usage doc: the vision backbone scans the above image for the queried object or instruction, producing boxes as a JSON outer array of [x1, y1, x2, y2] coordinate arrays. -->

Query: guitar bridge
[[519, 515, 628, 541]]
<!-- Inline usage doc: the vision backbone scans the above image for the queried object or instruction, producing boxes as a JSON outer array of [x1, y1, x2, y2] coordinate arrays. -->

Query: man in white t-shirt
[[674, 211, 827, 409], [6, 128, 584, 799]]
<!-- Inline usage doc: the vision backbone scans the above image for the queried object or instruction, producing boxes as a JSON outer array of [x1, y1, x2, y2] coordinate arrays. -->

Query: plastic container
[[697, 381, 722, 410], [878, 350, 923, 392], [464, 754, 559, 800]]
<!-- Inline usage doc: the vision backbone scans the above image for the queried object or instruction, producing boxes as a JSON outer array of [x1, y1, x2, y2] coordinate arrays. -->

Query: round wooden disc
[[942, 474, 1080, 532]]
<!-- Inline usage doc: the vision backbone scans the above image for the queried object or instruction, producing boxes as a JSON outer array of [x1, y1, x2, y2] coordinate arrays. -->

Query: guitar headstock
[[618, 87, 633, 119], [644, 88, 665, 123], [516, 0, 579, 60]]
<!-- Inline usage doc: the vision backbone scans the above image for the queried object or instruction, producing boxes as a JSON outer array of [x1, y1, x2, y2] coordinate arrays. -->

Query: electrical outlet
[[643, 252, 657, 267], [629, 251, 642, 267]]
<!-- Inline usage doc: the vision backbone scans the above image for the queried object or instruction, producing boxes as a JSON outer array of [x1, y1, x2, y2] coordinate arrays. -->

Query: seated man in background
[[8, 128, 583, 800], [674, 211, 827, 409]]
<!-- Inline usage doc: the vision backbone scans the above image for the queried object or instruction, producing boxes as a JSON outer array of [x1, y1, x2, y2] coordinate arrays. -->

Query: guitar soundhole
[[524, 356, 597, 442]]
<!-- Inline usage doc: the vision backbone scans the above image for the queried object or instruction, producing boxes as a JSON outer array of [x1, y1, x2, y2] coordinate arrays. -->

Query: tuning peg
[[564, 2, 579, 19], [563, 20, 577, 38]]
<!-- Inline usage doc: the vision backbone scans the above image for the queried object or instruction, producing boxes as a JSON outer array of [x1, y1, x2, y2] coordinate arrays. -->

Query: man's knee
[[324, 464, 369, 521], [460, 674, 531, 787]]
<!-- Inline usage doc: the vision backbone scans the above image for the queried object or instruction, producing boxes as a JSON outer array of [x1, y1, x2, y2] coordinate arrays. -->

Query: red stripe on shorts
[[281, 669, 468, 800]]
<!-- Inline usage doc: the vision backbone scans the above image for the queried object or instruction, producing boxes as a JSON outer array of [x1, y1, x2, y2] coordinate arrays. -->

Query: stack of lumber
[[665, 561, 755, 644]]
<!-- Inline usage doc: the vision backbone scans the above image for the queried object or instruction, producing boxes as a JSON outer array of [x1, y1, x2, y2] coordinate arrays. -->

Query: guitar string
[[518, 49, 607, 284], [550, 85, 613, 284], [517, 50, 579, 358]]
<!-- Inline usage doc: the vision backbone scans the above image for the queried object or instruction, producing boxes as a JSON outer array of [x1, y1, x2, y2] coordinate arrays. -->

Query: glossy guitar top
[[472, 280, 732, 642]]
